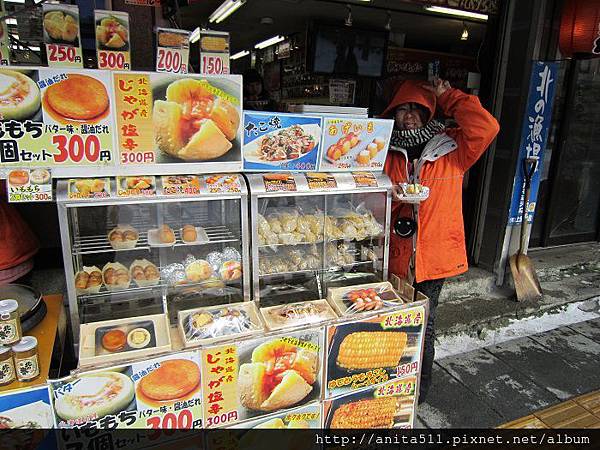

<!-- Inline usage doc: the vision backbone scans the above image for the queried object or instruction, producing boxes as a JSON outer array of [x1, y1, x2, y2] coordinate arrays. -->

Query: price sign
[[200, 53, 229, 75], [98, 50, 129, 70], [7, 168, 53, 203], [95, 10, 131, 71], [42, 4, 84, 68], [52, 135, 104, 164], [156, 28, 190, 74]]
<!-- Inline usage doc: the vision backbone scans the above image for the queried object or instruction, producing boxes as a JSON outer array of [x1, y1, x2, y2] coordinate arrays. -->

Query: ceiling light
[[425, 5, 488, 21], [190, 27, 200, 43], [4, 18, 17, 25], [345, 5, 352, 27], [254, 35, 284, 49], [4, 0, 25, 3], [231, 50, 249, 60], [461, 23, 469, 40], [209, 0, 246, 24]]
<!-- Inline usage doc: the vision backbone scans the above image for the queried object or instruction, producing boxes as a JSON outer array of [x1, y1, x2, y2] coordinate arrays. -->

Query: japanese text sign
[[156, 28, 190, 74], [199, 31, 230, 75], [95, 10, 131, 71], [42, 4, 83, 68]]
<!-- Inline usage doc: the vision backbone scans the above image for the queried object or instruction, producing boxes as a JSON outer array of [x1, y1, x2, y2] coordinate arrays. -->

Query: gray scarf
[[390, 119, 446, 150]]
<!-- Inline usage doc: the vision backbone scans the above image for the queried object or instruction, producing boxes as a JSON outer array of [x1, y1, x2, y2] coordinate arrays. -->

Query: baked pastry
[[238, 339, 317, 411], [75, 267, 103, 293], [144, 265, 159, 280], [182, 225, 197, 243], [185, 260, 212, 282], [336, 331, 407, 370], [75, 272, 89, 290], [139, 359, 200, 401], [219, 260, 242, 281], [103, 268, 116, 285], [153, 78, 239, 161], [191, 312, 213, 330], [0, 70, 40, 121], [356, 150, 370, 165], [87, 270, 103, 288], [159, 225, 176, 244], [103, 263, 130, 290], [131, 265, 145, 281], [330, 397, 398, 429], [46, 74, 109, 120], [108, 226, 138, 250], [102, 329, 126, 352]]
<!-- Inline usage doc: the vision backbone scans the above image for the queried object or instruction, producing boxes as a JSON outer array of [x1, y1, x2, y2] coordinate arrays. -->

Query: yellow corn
[[331, 397, 398, 428], [336, 331, 407, 370]]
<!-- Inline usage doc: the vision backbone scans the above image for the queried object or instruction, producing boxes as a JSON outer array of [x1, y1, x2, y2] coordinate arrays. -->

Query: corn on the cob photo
[[336, 331, 407, 370], [330, 397, 398, 428]]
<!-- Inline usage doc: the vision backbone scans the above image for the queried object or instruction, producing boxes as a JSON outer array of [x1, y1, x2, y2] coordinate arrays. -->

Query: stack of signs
[[95, 10, 131, 71], [320, 117, 394, 172], [49, 351, 203, 429], [323, 303, 427, 429], [42, 4, 83, 68], [156, 28, 190, 74], [242, 112, 323, 172], [200, 328, 324, 428]]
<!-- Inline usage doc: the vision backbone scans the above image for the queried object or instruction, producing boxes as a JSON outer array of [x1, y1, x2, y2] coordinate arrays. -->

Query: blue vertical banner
[[508, 61, 558, 225]]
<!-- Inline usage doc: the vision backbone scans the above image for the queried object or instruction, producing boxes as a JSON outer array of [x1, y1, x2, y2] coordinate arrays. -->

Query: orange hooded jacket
[[382, 80, 500, 283]]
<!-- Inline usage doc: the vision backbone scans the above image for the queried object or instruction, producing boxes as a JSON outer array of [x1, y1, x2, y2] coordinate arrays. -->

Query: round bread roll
[[182, 225, 197, 242], [159, 225, 175, 244], [75, 272, 89, 290]]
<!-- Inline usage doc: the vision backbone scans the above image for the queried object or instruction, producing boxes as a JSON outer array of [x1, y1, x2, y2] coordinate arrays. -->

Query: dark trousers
[[414, 278, 445, 404]]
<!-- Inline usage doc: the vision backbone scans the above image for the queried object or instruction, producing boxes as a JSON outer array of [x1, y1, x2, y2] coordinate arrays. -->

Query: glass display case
[[247, 172, 391, 307], [56, 174, 250, 360]]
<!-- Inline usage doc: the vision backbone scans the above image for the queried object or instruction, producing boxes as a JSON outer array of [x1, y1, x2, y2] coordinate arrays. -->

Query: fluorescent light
[[5, 18, 17, 25], [190, 27, 200, 43], [254, 35, 284, 50], [209, 0, 246, 24], [425, 6, 488, 21], [27, 46, 40, 51], [4, 0, 25, 3], [231, 50, 249, 60]]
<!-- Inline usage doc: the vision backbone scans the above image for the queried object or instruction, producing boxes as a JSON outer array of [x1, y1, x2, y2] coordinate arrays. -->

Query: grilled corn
[[331, 397, 398, 428], [336, 331, 407, 370]]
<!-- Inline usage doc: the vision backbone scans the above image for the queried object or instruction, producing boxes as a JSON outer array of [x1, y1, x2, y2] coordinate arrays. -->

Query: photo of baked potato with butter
[[238, 338, 318, 413], [95, 15, 129, 50], [43, 9, 79, 45], [152, 77, 241, 162]]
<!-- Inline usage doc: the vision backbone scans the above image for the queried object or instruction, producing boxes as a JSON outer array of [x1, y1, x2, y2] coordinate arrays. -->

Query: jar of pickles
[[12, 336, 39, 382], [0, 346, 16, 386], [0, 299, 22, 346]]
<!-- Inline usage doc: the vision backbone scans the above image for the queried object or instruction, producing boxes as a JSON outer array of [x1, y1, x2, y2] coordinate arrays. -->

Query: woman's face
[[395, 103, 427, 130], [245, 81, 263, 98]]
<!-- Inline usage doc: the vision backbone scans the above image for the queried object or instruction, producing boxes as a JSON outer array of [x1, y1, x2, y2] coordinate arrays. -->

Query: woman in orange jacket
[[382, 78, 500, 403]]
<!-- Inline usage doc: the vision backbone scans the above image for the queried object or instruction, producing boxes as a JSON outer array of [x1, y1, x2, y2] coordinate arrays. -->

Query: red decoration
[[559, 0, 600, 57]]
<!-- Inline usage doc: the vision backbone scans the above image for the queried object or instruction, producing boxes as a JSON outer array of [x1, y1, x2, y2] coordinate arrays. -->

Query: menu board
[[95, 10, 131, 71], [156, 28, 190, 74], [199, 30, 230, 75], [0, 385, 54, 429], [243, 111, 323, 172], [322, 376, 418, 429], [262, 173, 297, 192], [228, 402, 321, 429], [324, 305, 425, 399], [304, 172, 337, 190], [67, 178, 111, 199], [6, 168, 52, 202], [319, 118, 393, 172], [113, 72, 242, 173], [49, 351, 203, 429], [116, 175, 156, 197], [161, 175, 200, 196], [0, 67, 116, 173], [42, 4, 83, 68], [201, 328, 324, 428]]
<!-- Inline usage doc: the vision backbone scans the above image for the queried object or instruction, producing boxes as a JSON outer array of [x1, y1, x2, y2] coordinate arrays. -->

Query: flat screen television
[[309, 23, 388, 77]]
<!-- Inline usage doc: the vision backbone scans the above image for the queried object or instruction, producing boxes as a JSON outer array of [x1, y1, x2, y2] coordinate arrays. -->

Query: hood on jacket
[[381, 79, 437, 123]]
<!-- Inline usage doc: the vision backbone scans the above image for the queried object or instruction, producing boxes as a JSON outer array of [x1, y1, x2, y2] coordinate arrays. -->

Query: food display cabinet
[[247, 172, 392, 307], [56, 174, 250, 358]]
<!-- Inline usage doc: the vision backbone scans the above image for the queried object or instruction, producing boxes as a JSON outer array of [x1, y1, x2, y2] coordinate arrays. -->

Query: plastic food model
[[326, 132, 360, 161], [101, 329, 126, 352], [181, 224, 197, 243], [336, 331, 407, 370], [344, 288, 384, 312], [262, 300, 338, 330], [330, 397, 398, 428], [102, 263, 130, 291], [185, 259, 213, 283], [75, 267, 103, 293], [96, 16, 128, 48], [158, 224, 176, 244], [258, 125, 316, 161], [239, 339, 318, 411], [185, 307, 253, 341], [405, 183, 423, 194], [43, 11, 78, 42], [108, 226, 138, 250], [220, 260, 242, 280], [127, 328, 151, 349], [130, 260, 160, 287], [0, 69, 41, 120], [153, 79, 240, 161]]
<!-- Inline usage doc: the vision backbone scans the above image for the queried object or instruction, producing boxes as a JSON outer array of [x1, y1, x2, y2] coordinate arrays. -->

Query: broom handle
[[519, 158, 537, 255]]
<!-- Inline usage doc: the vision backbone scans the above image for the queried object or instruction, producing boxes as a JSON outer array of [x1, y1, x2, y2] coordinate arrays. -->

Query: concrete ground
[[417, 316, 600, 428]]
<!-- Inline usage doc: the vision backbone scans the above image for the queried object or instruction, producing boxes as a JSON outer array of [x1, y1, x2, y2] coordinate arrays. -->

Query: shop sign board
[[67, 178, 111, 199], [42, 4, 83, 69], [6, 168, 52, 202], [0, 385, 54, 428], [156, 28, 190, 74], [242, 111, 323, 172], [319, 117, 394, 172], [48, 351, 203, 429], [113, 72, 242, 173], [0, 67, 116, 173], [200, 328, 324, 428], [322, 376, 418, 429], [199, 30, 230, 75], [508, 61, 558, 225], [228, 401, 322, 428], [324, 304, 425, 399], [95, 10, 131, 71]]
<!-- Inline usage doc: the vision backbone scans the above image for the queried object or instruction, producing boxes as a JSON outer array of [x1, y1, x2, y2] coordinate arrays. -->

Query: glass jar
[[0, 346, 16, 386], [12, 336, 39, 382], [0, 299, 22, 346]]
